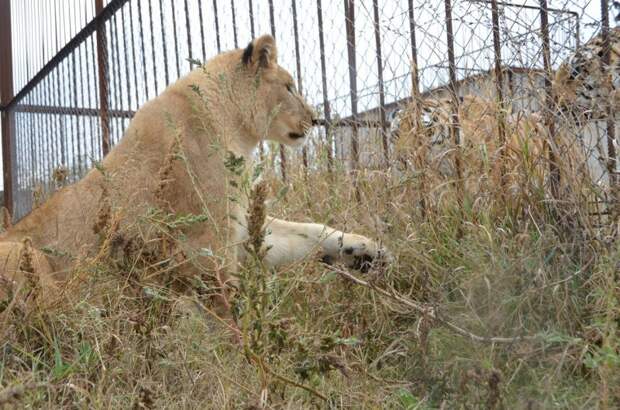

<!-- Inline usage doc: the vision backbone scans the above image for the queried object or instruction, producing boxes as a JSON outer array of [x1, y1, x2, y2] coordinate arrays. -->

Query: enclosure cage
[[0, 0, 618, 221]]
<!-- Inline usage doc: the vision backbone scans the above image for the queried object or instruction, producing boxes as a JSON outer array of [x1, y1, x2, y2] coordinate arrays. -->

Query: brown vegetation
[[0, 34, 618, 408]]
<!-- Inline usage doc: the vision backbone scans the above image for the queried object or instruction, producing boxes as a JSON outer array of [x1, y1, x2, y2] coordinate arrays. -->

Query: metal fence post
[[491, 0, 508, 200], [213, 0, 221, 53], [247, 0, 265, 161], [539, 0, 560, 200], [0, 0, 15, 216], [406, 0, 429, 217], [95, 0, 111, 156], [344, 0, 360, 171], [372, 0, 389, 166], [408, 0, 420, 95], [248, 0, 255, 38], [316, 0, 333, 173], [291, 0, 308, 175], [267, 0, 286, 182], [444, 0, 464, 210], [230, 0, 238, 48], [601, 0, 618, 210]]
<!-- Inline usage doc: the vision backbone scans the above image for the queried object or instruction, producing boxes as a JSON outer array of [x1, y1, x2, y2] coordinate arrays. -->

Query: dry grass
[[0, 140, 618, 409]]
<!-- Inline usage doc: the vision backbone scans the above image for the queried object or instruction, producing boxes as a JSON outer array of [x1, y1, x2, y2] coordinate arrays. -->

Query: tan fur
[[0, 240, 56, 303], [0, 35, 383, 295]]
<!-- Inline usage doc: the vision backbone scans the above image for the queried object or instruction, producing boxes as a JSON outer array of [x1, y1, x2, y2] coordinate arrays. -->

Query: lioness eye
[[286, 84, 295, 94]]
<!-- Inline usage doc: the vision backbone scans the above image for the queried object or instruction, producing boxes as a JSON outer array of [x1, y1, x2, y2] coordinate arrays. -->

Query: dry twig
[[333, 267, 541, 344]]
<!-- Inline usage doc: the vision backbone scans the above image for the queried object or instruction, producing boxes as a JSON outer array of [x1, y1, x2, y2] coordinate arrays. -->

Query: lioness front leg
[[260, 218, 385, 272]]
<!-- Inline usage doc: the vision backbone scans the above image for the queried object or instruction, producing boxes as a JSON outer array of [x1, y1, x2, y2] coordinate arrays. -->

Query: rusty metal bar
[[145, 0, 159, 98], [88, 27, 99, 162], [43, 50, 57, 169], [213, 0, 221, 53], [123, 3, 139, 105], [14, 118, 22, 215], [129, 2, 140, 109], [113, 12, 124, 142], [291, 0, 308, 172], [231, 0, 238, 48], [248, 0, 255, 38], [171, 1, 181, 77], [372, 0, 389, 165], [539, 0, 560, 199], [148, 0, 158, 94], [247, 0, 262, 159], [31, 1, 40, 188], [72, 35, 82, 175], [121, 4, 132, 118], [316, 0, 333, 172], [198, 0, 206, 60], [490, 0, 508, 197], [408, 0, 419, 95], [12, 105, 388, 129], [71, 43, 82, 175], [268, 0, 286, 181], [1, 0, 14, 215], [30, 3, 43, 185], [444, 0, 464, 206], [406, 0, 427, 216], [29, 100, 37, 189], [56, 4, 67, 166], [23, 1, 31, 88], [601, 0, 618, 216], [34, 87, 43, 188], [159, 0, 170, 85], [61, 11, 73, 169], [137, 0, 149, 101], [268, 0, 277, 38], [344, 0, 360, 170], [96, 0, 110, 155], [184, 0, 192, 67], [14, 104, 135, 118], [42, 0, 53, 173]]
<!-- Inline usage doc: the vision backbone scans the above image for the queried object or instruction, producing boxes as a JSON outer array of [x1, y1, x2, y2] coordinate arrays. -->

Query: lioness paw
[[338, 234, 389, 273]]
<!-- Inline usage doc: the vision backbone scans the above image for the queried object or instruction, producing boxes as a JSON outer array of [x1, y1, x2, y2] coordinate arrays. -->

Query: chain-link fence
[[0, 0, 618, 222]]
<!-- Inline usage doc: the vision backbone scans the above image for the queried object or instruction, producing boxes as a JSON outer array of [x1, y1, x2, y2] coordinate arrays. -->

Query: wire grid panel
[[3, 0, 619, 220], [11, 30, 104, 219], [395, 1, 617, 214]]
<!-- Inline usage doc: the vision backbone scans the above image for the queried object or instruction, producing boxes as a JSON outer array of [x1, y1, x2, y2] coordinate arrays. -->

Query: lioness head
[[240, 35, 316, 146]]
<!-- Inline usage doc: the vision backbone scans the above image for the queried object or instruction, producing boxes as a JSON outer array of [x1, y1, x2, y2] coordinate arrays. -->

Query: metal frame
[[491, 0, 507, 198], [0, 0, 14, 214], [0, 0, 616, 223], [444, 0, 464, 206], [539, 0, 561, 199]]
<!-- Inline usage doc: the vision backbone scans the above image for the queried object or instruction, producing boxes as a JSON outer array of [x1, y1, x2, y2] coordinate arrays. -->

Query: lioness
[[0, 35, 383, 297]]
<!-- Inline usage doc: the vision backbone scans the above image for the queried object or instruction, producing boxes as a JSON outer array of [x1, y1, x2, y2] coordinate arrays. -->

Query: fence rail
[[0, 0, 618, 222]]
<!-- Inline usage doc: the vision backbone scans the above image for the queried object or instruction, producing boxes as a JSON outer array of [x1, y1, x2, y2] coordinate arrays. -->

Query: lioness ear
[[242, 34, 277, 69]]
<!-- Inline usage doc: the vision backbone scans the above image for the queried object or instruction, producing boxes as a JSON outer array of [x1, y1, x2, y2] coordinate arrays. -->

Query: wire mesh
[[0, 0, 618, 223]]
